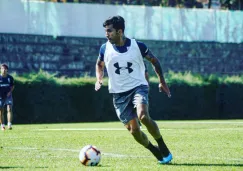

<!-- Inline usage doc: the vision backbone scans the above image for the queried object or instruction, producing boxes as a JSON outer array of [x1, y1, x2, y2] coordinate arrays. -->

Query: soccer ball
[[79, 145, 101, 166]]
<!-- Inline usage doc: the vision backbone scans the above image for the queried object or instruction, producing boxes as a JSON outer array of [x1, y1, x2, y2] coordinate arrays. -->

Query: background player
[[0, 64, 14, 130]]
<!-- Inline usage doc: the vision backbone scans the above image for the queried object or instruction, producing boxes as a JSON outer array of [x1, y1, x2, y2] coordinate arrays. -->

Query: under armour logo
[[114, 62, 133, 74]]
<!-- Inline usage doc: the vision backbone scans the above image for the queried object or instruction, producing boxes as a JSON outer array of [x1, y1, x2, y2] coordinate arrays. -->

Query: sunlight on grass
[[0, 121, 242, 171]]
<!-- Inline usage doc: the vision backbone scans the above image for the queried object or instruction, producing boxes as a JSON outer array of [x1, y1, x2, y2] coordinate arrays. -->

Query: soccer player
[[0, 64, 14, 130], [95, 16, 172, 164]]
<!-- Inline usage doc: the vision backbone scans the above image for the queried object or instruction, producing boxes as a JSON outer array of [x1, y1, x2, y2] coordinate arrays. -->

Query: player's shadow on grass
[[171, 163, 243, 167], [0, 166, 48, 169]]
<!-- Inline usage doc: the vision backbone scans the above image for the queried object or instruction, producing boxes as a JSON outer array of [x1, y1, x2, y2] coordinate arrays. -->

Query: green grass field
[[1, 120, 242, 171]]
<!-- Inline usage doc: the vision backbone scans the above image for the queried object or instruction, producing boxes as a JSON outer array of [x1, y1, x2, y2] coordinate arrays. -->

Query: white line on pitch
[[2, 147, 145, 158], [157, 121, 243, 124], [2, 146, 243, 161], [36, 128, 126, 131], [35, 128, 243, 131]]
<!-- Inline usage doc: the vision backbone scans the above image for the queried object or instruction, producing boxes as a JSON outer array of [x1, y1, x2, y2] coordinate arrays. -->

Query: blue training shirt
[[0, 74, 14, 99]]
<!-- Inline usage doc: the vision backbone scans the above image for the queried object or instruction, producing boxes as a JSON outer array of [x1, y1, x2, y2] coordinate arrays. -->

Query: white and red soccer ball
[[79, 145, 101, 166]]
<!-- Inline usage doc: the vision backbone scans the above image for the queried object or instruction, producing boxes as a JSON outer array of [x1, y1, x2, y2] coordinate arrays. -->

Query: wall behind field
[[0, 33, 243, 76], [0, 0, 243, 76]]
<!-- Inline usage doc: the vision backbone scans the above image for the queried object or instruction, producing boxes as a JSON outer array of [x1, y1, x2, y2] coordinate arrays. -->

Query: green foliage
[[205, 74, 243, 85], [166, 71, 206, 86], [13, 70, 243, 87], [13, 69, 58, 84], [13, 69, 107, 86], [150, 71, 243, 86], [220, 75, 243, 84]]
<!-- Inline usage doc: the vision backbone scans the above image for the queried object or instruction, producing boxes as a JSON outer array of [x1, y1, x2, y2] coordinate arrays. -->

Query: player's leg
[[7, 105, 13, 129], [0, 98, 5, 130], [125, 118, 147, 146], [113, 91, 162, 161], [5, 96, 13, 129], [134, 85, 162, 139], [137, 116, 142, 129], [137, 104, 171, 160], [125, 117, 162, 161], [0, 103, 5, 130], [138, 121, 142, 128], [134, 85, 172, 163]]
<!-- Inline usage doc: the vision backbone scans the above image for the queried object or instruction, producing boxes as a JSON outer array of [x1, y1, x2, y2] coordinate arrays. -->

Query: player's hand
[[95, 80, 102, 91], [158, 83, 171, 98]]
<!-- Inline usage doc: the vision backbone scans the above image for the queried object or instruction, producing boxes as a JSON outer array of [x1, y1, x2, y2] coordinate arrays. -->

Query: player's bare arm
[[95, 59, 105, 91], [145, 51, 171, 97], [7, 85, 14, 97]]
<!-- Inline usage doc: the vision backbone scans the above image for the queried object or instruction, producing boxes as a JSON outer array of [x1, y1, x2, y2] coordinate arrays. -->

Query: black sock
[[146, 141, 162, 160], [155, 136, 170, 157]]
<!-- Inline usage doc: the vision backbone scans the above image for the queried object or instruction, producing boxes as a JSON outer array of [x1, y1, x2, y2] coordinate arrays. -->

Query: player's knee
[[139, 114, 150, 124], [7, 107, 12, 113], [129, 127, 140, 136], [138, 109, 146, 119]]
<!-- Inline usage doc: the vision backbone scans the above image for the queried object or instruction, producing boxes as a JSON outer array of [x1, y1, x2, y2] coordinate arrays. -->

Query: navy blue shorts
[[113, 85, 149, 125], [0, 95, 13, 108]]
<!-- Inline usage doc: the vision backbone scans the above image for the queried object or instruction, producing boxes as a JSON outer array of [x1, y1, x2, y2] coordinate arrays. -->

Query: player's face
[[0, 66, 8, 76], [104, 24, 120, 44]]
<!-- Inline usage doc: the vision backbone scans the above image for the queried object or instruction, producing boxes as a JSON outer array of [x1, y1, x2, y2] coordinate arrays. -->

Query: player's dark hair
[[1, 63, 8, 70], [103, 15, 125, 33]]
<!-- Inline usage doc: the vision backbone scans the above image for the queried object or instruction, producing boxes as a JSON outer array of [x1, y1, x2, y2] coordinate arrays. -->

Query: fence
[[0, 0, 242, 43]]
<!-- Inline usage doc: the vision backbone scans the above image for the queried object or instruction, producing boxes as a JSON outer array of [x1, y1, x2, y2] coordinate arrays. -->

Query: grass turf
[[0, 120, 242, 171]]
